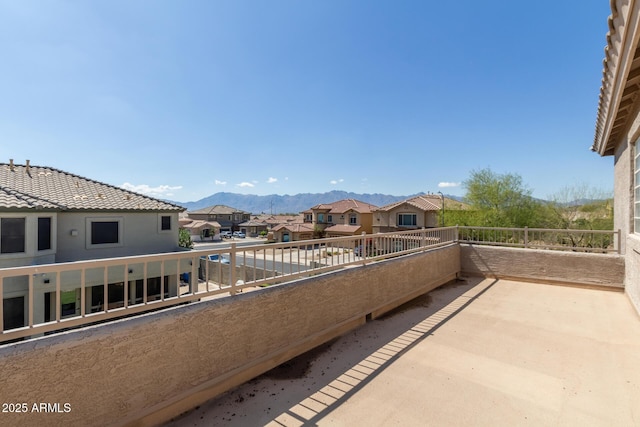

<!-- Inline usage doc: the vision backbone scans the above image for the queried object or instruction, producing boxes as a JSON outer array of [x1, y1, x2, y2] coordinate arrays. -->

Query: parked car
[[233, 231, 246, 238], [203, 254, 230, 264], [220, 231, 232, 238]]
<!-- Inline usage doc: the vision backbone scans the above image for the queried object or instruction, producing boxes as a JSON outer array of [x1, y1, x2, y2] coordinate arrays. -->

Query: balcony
[[0, 226, 634, 427], [167, 276, 640, 426]]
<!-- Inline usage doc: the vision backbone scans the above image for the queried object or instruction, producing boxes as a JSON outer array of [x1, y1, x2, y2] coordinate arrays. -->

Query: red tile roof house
[[0, 160, 185, 330], [303, 199, 378, 237], [373, 194, 467, 233], [181, 219, 222, 241], [185, 204, 251, 234], [270, 222, 315, 243]]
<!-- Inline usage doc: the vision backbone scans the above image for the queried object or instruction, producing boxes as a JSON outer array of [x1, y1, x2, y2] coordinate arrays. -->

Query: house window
[[87, 217, 123, 248], [38, 217, 52, 251], [327, 215, 333, 223], [305, 214, 312, 222], [635, 142, 640, 233], [398, 214, 417, 227], [161, 215, 171, 231], [350, 214, 357, 225], [318, 213, 325, 223], [92, 222, 118, 244], [1, 217, 26, 254]]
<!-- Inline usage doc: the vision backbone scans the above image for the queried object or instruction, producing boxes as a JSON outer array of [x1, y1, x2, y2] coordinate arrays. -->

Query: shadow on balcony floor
[[166, 276, 640, 426]]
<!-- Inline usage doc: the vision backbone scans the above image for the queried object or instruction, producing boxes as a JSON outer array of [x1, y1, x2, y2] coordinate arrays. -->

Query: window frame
[[37, 216, 52, 251], [158, 214, 172, 233], [86, 217, 123, 249], [1, 217, 26, 254], [397, 213, 417, 227]]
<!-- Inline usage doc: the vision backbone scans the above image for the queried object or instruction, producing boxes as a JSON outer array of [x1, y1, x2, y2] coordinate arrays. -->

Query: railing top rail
[[0, 225, 617, 343], [458, 226, 616, 235], [0, 227, 459, 276]]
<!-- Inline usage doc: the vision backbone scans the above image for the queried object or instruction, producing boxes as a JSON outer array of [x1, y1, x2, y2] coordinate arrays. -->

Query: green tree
[[463, 168, 540, 227], [545, 183, 613, 230], [178, 228, 194, 249]]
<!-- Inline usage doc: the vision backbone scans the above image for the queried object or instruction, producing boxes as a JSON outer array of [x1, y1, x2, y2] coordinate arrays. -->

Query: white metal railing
[[0, 227, 457, 343], [458, 226, 620, 254]]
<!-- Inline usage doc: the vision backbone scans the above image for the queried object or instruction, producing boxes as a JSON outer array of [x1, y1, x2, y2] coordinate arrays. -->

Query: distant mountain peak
[[173, 191, 462, 214]]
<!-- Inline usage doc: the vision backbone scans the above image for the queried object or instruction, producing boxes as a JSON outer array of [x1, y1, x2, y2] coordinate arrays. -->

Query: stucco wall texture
[[624, 235, 640, 314], [460, 244, 625, 289], [0, 245, 459, 427], [612, 131, 640, 316]]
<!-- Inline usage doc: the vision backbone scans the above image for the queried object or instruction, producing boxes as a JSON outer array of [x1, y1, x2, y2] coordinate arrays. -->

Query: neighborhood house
[[0, 160, 185, 331]]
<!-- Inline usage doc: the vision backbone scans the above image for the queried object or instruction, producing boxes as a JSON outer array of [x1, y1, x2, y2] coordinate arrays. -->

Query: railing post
[[455, 225, 459, 243], [230, 242, 237, 295], [361, 232, 367, 265], [124, 265, 129, 307], [421, 227, 426, 248], [524, 226, 529, 249], [191, 256, 198, 294], [103, 267, 109, 309], [0, 274, 4, 332], [28, 272, 34, 328]]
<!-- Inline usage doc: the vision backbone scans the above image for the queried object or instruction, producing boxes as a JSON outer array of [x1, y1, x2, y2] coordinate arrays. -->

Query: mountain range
[[173, 191, 460, 214]]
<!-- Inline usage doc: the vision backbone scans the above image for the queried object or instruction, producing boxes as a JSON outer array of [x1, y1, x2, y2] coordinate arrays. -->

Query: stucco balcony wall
[[623, 235, 640, 313], [460, 244, 624, 289], [0, 244, 459, 427]]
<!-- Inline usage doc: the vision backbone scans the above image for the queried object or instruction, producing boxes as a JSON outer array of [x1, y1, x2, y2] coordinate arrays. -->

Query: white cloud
[[267, 177, 278, 184], [236, 182, 255, 188], [214, 179, 227, 186], [120, 183, 182, 197], [438, 182, 461, 188], [330, 178, 345, 185]]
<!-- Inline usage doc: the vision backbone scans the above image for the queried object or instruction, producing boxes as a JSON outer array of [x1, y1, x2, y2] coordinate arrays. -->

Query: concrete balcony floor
[[166, 277, 640, 426]]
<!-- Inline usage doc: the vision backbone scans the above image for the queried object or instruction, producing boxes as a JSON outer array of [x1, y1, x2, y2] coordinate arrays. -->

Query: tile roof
[[188, 205, 249, 215], [238, 219, 269, 227], [324, 224, 362, 234], [376, 195, 468, 212], [0, 162, 184, 212], [182, 220, 221, 230], [308, 199, 378, 214], [271, 223, 315, 233], [251, 214, 305, 225], [592, 1, 638, 156]]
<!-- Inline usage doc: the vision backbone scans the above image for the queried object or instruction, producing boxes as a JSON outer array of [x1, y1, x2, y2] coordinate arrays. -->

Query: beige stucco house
[[373, 194, 467, 233], [181, 219, 221, 241], [592, 0, 640, 315], [302, 199, 378, 236], [270, 222, 315, 243], [186, 205, 251, 233], [237, 219, 269, 237], [0, 160, 186, 330]]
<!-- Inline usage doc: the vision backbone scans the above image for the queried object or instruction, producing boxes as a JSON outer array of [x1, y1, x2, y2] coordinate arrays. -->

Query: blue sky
[[0, 1, 613, 203]]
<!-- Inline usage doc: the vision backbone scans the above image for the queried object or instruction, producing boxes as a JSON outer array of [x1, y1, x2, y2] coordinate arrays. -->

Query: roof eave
[[593, 0, 640, 157]]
